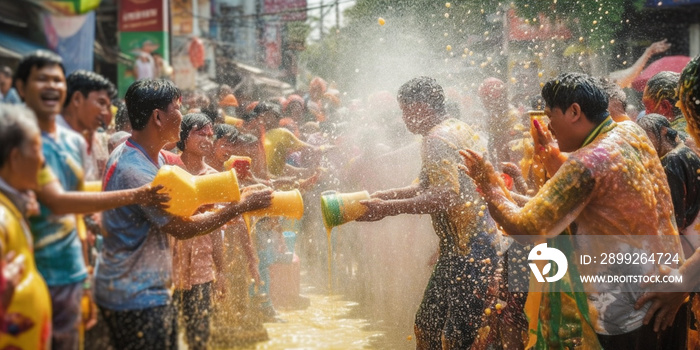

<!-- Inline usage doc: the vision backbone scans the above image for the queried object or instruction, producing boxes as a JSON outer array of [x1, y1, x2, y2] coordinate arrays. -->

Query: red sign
[[508, 9, 571, 41], [119, 0, 168, 32], [264, 0, 307, 22]]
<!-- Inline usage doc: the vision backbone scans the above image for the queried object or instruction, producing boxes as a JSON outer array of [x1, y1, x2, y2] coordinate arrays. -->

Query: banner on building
[[507, 9, 571, 41], [264, 0, 307, 22], [117, 31, 169, 97], [118, 0, 169, 97], [264, 23, 282, 69], [119, 0, 169, 32], [43, 11, 95, 74], [27, 0, 101, 15], [171, 0, 193, 35]]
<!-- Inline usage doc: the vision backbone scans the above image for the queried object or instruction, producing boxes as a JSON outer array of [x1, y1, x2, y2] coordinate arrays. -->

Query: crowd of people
[[2, 42, 700, 350]]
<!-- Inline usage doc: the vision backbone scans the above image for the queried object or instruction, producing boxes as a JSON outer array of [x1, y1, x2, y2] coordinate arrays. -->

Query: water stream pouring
[[151, 165, 240, 217], [320, 190, 370, 229]]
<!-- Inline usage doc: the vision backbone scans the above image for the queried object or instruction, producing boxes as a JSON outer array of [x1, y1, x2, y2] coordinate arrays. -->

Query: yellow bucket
[[246, 189, 304, 219], [320, 190, 370, 229], [152, 165, 240, 217]]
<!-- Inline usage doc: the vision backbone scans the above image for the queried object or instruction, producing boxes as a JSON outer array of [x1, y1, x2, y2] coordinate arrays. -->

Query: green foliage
[[286, 21, 312, 44], [510, 0, 642, 47]]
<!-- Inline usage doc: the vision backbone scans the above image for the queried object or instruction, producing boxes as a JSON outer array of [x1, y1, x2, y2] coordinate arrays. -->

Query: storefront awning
[[0, 31, 45, 59]]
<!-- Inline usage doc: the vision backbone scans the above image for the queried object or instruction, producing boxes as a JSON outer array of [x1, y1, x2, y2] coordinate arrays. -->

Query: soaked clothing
[[414, 250, 495, 349], [502, 118, 681, 335], [419, 118, 499, 256], [99, 303, 177, 350], [166, 156, 216, 291], [30, 126, 88, 287], [416, 118, 502, 346], [96, 139, 173, 310], [661, 144, 700, 232], [264, 128, 306, 176], [173, 282, 212, 350]]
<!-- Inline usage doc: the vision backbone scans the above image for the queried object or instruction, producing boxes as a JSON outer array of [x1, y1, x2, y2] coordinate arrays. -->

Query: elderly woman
[[0, 104, 51, 349]]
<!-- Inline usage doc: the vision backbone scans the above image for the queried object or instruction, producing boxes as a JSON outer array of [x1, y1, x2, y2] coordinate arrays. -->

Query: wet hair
[[530, 95, 545, 110], [598, 77, 627, 110], [64, 70, 116, 108], [124, 79, 181, 131], [0, 104, 39, 168], [14, 50, 65, 87], [541, 72, 609, 124], [252, 101, 281, 119], [213, 123, 240, 144], [114, 101, 131, 131], [646, 71, 681, 116], [637, 113, 679, 147], [177, 113, 212, 151], [679, 55, 700, 145], [236, 133, 259, 145], [397, 76, 446, 115]]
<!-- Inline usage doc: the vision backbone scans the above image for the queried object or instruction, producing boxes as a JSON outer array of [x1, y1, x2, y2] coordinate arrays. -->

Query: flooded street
[[207, 283, 414, 350]]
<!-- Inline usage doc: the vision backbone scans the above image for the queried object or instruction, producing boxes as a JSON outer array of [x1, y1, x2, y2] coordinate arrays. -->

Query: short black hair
[[14, 50, 65, 87], [64, 70, 116, 108], [235, 133, 258, 145], [213, 123, 240, 144], [645, 71, 681, 116], [252, 101, 281, 120], [124, 79, 181, 131], [541, 72, 609, 124], [637, 113, 679, 146], [177, 113, 212, 151], [0, 104, 39, 168], [397, 76, 446, 115], [598, 77, 627, 110]]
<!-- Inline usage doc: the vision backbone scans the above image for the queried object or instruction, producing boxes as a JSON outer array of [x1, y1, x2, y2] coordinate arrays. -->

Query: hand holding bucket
[[152, 165, 240, 217], [245, 189, 304, 219], [320, 190, 370, 229]]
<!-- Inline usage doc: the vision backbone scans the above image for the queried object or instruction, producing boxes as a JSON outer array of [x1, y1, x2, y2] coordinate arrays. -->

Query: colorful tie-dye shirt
[[504, 119, 681, 335]]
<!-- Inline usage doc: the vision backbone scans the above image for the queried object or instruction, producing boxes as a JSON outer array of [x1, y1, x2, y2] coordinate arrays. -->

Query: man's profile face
[[159, 97, 183, 143], [545, 105, 578, 152], [77, 90, 111, 132], [17, 64, 66, 120]]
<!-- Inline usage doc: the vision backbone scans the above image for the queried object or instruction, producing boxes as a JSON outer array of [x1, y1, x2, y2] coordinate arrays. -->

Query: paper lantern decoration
[[189, 38, 205, 69]]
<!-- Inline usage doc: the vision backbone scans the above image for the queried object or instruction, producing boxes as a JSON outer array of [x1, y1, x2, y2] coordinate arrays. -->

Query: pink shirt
[[167, 155, 217, 290]]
